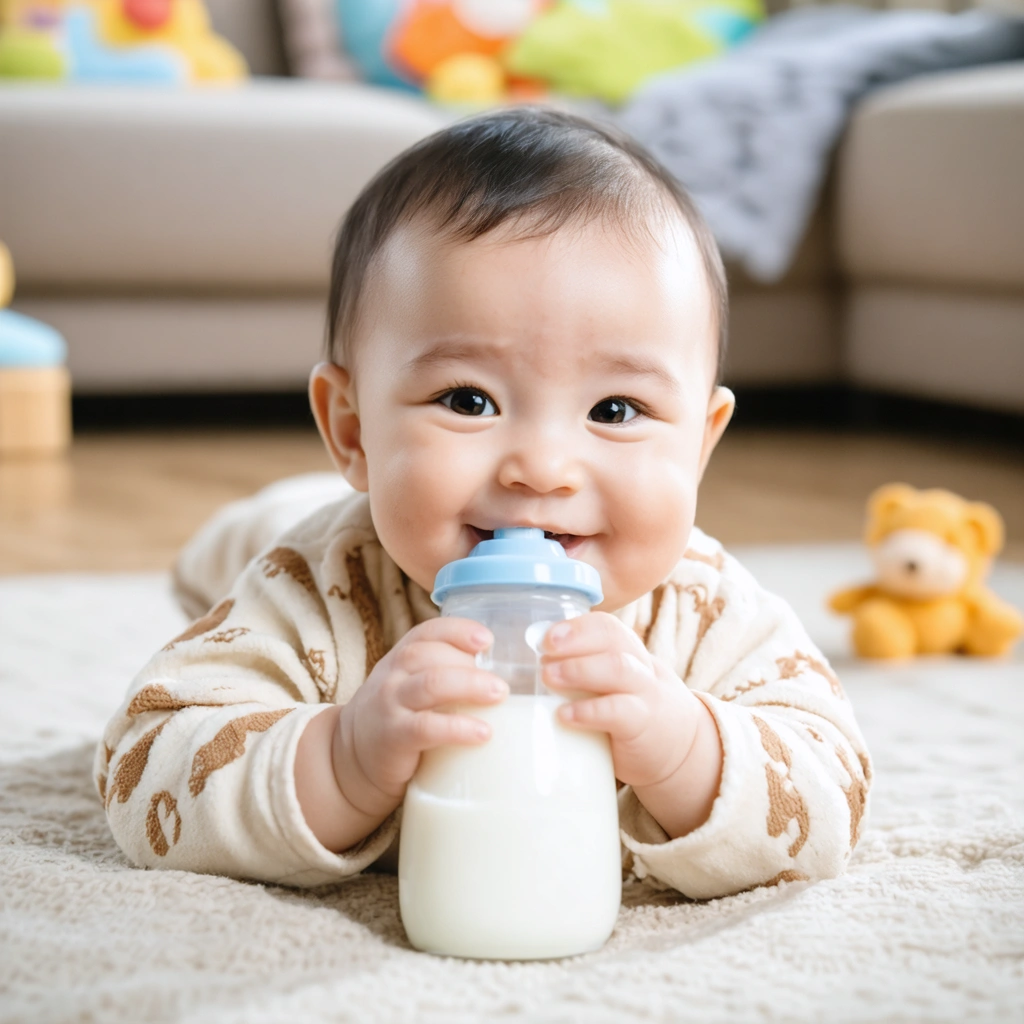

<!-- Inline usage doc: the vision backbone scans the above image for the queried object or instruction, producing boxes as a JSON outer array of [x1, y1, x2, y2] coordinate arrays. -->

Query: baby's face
[[313, 214, 733, 611]]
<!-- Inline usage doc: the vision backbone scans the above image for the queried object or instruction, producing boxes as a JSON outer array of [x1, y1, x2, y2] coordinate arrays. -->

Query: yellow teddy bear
[[830, 483, 1022, 659]]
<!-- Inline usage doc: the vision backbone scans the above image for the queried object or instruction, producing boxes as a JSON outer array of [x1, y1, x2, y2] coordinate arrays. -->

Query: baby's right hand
[[331, 618, 507, 822]]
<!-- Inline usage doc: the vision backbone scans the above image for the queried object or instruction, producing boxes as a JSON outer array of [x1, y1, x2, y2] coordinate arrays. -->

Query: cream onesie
[[97, 476, 872, 898]]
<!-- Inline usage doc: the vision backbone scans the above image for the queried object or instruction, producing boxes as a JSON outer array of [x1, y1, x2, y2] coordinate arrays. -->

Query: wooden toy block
[[0, 365, 71, 457]]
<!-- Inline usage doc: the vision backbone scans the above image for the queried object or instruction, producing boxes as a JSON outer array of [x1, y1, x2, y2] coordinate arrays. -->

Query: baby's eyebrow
[[405, 339, 681, 395], [404, 338, 503, 373], [595, 354, 681, 395]]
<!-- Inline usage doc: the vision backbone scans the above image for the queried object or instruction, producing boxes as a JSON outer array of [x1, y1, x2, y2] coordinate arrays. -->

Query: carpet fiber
[[2, 546, 1022, 1023]]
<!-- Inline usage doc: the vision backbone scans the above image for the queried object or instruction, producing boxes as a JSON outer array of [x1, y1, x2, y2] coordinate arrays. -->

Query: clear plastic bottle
[[398, 528, 622, 960]]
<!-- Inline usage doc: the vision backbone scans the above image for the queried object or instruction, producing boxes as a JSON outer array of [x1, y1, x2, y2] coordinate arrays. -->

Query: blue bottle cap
[[431, 527, 603, 607]]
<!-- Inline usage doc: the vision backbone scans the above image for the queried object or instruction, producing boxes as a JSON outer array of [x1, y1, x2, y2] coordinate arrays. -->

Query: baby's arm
[[97, 579, 357, 886], [634, 541, 871, 898], [546, 535, 872, 900], [294, 618, 506, 853], [98, 500, 504, 885], [540, 614, 724, 838]]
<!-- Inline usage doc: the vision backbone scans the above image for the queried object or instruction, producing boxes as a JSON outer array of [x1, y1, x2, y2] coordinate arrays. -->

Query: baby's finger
[[403, 709, 492, 750], [542, 650, 653, 695], [399, 666, 508, 712], [542, 612, 648, 661], [392, 640, 484, 678], [558, 692, 648, 740], [393, 616, 493, 655]]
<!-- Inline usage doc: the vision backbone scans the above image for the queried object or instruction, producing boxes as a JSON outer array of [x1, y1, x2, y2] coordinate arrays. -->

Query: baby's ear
[[698, 386, 734, 479], [963, 501, 1004, 557], [309, 362, 368, 491], [865, 483, 917, 542]]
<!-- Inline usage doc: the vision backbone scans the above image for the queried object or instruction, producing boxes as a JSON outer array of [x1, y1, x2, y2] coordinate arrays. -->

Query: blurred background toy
[[337, 0, 548, 101], [335, 0, 761, 106], [93, 0, 246, 81], [0, 0, 247, 82], [0, 242, 71, 458], [829, 483, 1023, 659], [506, 0, 763, 104], [426, 50, 506, 105]]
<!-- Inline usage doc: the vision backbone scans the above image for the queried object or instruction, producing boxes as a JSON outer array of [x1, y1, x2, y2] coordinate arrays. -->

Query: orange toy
[[391, 1, 504, 79], [390, 0, 547, 103]]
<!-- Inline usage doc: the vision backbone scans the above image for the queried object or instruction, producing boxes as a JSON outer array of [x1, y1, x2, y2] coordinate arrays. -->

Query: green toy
[[506, 0, 764, 104]]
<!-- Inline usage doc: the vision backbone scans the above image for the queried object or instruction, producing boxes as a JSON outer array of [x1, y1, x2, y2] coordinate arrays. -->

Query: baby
[[98, 108, 871, 898]]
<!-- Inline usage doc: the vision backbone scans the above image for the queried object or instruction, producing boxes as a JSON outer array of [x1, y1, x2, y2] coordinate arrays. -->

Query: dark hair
[[327, 107, 728, 381]]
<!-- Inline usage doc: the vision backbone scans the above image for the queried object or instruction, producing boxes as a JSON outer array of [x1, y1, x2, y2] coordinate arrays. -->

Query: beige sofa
[[1, 0, 1021, 412]]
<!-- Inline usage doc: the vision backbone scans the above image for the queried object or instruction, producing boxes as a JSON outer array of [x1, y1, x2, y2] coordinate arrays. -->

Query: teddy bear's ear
[[964, 501, 1004, 557], [865, 483, 917, 542]]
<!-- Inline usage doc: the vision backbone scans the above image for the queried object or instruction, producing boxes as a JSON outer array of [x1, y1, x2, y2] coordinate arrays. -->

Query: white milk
[[399, 694, 621, 960]]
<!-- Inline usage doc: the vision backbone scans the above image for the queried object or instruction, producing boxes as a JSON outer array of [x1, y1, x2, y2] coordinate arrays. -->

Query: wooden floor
[[1, 426, 1022, 574]]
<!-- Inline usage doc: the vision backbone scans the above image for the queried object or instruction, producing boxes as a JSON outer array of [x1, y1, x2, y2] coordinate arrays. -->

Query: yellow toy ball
[[426, 52, 505, 106]]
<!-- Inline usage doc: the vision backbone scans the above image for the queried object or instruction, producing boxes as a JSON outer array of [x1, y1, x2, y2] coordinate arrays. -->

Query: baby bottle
[[398, 528, 622, 961]]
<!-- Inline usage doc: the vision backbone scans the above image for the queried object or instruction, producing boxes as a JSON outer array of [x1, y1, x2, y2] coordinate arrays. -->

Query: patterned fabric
[[97, 482, 872, 898]]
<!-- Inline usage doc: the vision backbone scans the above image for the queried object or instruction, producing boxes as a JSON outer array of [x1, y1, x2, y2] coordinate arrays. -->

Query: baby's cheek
[[624, 451, 694, 531], [370, 438, 482, 585], [605, 458, 696, 599]]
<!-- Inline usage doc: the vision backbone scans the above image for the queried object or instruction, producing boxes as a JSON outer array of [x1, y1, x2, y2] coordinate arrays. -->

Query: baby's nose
[[497, 443, 583, 495]]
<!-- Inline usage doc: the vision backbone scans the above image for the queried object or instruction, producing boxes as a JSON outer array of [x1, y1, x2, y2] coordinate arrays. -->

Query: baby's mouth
[[468, 526, 585, 554]]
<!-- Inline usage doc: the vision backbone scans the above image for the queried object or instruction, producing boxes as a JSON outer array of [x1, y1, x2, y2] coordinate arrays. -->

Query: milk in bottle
[[398, 528, 622, 960]]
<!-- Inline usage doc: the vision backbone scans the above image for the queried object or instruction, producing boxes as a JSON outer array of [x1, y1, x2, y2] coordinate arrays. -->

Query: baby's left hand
[[540, 612, 707, 790]]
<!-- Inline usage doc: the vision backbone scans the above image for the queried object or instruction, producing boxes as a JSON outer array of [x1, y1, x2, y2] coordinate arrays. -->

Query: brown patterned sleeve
[[618, 532, 872, 899], [96, 498, 404, 887]]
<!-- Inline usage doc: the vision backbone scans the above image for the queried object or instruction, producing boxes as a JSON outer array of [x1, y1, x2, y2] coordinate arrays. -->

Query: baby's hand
[[540, 613, 709, 793], [333, 618, 508, 821]]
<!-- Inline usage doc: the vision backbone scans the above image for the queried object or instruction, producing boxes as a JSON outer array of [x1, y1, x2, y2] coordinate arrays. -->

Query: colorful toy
[[0, 0, 65, 77], [426, 51, 505, 105], [334, 0, 761, 105], [334, 0, 415, 90], [92, 0, 245, 81], [0, 242, 71, 458], [0, 1, 246, 83], [506, 0, 764, 104], [337, 0, 549, 102], [829, 484, 1023, 659]]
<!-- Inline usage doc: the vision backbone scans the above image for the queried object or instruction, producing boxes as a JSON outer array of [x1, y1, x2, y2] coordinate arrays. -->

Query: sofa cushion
[[0, 82, 450, 292], [11, 286, 843, 392], [11, 295, 326, 391], [836, 63, 1024, 290], [845, 286, 1024, 413]]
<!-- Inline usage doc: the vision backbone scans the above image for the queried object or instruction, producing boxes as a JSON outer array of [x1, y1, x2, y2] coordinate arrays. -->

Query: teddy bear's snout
[[872, 529, 968, 600]]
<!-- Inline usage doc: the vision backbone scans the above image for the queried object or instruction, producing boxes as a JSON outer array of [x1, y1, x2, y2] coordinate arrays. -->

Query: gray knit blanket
[[616, 7, 1024, 281]]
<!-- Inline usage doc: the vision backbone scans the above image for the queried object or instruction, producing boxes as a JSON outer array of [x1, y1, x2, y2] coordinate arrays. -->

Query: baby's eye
[[437, 387, 498, 417], [588, 397, 639, 425]]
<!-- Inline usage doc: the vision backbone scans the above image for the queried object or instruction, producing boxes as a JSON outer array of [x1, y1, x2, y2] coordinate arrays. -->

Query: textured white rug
[[1, 546, 1023, 1024]]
